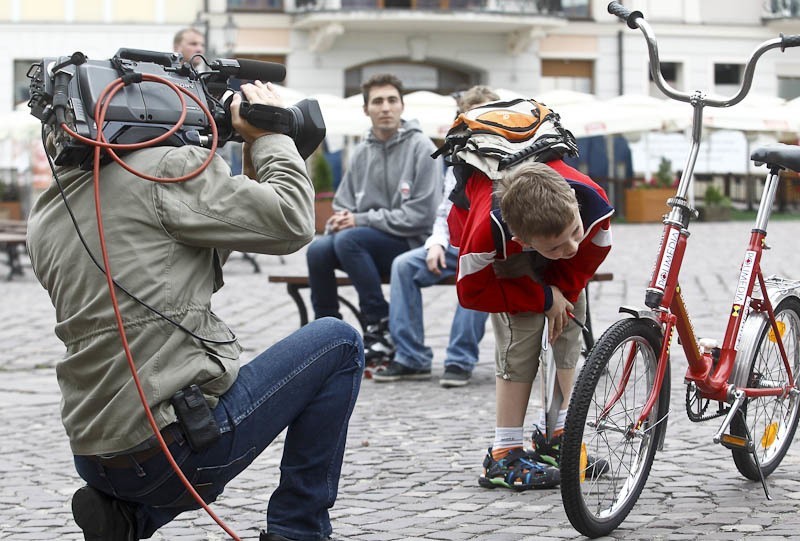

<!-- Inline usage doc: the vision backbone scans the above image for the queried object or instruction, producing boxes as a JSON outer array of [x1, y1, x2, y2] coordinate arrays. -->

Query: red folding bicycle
[[559, 3, 800, 538]]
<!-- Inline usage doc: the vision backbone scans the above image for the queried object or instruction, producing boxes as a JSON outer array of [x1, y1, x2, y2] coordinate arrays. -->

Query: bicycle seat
[[751, 143, 800, 172]]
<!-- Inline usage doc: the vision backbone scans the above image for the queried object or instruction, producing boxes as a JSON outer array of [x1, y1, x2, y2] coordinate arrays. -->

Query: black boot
[[260, 531, 334, 541], [72, 485, 138, 541]]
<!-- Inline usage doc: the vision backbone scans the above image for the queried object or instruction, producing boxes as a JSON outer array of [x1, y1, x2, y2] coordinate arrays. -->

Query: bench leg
[[240, 252, 261, 274], [286, 284, 309, 327], [338, 295, 366, 333]]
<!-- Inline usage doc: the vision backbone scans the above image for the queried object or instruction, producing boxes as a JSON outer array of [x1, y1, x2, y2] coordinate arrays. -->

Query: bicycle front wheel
[[731, 296, 800, 480], [561, 318, 670, 539]]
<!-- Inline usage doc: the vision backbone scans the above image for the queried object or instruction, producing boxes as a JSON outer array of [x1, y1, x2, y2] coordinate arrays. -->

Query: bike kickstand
[[742, 421, 772, 500]]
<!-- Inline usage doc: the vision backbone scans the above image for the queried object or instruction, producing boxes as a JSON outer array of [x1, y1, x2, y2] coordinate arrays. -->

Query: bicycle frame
[[601, 15, 800, 428]]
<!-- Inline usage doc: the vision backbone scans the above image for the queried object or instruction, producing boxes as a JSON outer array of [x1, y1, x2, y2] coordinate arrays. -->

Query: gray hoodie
[[333, 118, 442, 248]]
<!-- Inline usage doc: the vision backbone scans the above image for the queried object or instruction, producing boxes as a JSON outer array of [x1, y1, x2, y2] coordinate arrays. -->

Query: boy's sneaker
[[478, 447, 560, 491], [372, 361, 431, 382], [439, 365, 472, 388], [531, 427, 609, 477], [72, 485, 138, 541]]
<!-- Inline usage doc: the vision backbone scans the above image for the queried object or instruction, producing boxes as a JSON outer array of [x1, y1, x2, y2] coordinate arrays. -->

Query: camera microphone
[[209, 58, 286, 83]]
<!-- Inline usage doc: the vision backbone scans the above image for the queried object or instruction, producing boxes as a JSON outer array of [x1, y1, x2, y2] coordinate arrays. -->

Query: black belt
[[85, 425, 181, 469]]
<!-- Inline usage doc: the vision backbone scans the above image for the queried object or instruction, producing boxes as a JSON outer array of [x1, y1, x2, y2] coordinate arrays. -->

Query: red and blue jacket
[[447, 159, 614, 314]]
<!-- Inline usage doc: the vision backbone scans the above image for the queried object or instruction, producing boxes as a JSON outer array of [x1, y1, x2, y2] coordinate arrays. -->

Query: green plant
[[652, 157, 675, 188], [703, 184, 731, 208], [310, 151, 334, 198]]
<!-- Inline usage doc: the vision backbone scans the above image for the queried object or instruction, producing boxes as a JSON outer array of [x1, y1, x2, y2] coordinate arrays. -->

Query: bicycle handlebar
[[608, 1, 798, 108], [607, 1, 643, 30], [781, 33, 800, 51]]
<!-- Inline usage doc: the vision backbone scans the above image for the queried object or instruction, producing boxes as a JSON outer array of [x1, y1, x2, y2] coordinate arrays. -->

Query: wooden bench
[[0, 219, 27, 281], [268, 272, 613, 352]]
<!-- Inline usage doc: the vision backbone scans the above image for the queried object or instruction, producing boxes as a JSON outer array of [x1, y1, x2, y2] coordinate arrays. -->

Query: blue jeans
[[389, 246, 488, 372], [74, 318, 364, 541], [306, 227, 410, 324]]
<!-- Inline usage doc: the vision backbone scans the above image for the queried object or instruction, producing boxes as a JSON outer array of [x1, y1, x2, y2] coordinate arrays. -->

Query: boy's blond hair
[[495, 161, 578, 240], [456, 85, 500, 114]]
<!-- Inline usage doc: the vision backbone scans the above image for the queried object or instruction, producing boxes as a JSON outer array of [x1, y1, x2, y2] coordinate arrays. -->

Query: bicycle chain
[[685, 384, 729, 422]]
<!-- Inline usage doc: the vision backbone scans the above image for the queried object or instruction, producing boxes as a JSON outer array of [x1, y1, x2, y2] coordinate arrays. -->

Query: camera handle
[[238, 101, 294, 135]]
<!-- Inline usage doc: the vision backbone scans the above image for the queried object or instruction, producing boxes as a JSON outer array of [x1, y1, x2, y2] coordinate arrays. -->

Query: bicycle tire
[[730, 296, 800, 480], [561, 318, 670, 539]]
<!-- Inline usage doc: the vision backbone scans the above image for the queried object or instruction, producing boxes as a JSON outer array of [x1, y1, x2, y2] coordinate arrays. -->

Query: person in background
[[305, 73, 442, 373], [373, 85, 500, 386], [173, 27, 206, 70]]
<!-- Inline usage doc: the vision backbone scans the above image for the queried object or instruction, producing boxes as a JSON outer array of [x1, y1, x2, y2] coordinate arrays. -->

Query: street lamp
[[223, 14, 238, 57]]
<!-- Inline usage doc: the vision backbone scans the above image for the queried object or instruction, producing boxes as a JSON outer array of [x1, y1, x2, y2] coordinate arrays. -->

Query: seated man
[[305, 73, 442, 366], [373, 86, 500, 385]]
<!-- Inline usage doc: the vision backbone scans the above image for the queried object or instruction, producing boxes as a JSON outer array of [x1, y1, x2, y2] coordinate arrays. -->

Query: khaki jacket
[[27, 135, 314, 455]]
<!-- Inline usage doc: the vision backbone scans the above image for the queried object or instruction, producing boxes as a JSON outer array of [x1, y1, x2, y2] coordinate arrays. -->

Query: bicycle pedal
[[718, 433, 754, 452]]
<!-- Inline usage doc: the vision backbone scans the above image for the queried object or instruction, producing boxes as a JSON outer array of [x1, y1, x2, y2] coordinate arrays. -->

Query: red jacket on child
[[447, 159, 614, 314]]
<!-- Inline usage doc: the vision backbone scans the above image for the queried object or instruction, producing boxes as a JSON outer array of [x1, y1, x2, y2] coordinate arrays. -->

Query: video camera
[[27, 49, 326, 169]]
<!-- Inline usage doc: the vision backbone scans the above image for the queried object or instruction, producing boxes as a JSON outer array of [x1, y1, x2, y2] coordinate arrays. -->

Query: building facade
[[2, 0, 800, 114]]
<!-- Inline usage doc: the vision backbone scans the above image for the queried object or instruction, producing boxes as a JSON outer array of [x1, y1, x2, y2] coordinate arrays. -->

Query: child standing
[[450, 160, 613, 490]]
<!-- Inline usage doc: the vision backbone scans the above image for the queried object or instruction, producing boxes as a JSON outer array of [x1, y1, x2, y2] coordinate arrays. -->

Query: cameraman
[[27, 80, 364, 541]]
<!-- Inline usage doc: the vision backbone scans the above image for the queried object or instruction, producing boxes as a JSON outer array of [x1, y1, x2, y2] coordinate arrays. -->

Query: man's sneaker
[[363, 318, 395, 378], [439, 365, 472, 388], [372, 361, 431, 382], [478, 447, 560, 491], [72, 485, 138, 541]]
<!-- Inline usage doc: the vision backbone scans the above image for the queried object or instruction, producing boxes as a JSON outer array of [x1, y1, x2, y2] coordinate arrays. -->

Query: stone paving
[[3, 220, 800, 540]]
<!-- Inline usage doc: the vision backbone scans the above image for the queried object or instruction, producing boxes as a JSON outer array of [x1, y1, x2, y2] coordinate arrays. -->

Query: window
[[649, 61, 681, 97], [714, 63, 743, 96], [227, 0, 283, 11], [541, 59, 594, 93], [779, 76, 800, 100]]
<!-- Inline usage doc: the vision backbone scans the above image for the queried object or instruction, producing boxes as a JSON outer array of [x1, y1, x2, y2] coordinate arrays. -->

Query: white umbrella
[[704, 94, 796, 134]]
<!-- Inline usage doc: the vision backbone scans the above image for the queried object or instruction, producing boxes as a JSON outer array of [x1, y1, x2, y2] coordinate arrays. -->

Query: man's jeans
[[74, 318, 364, 541], [389, 245, 488, 372], [306, 227, 410, 324]]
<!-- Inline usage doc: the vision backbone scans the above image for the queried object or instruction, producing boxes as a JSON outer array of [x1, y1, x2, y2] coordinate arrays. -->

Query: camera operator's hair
[[495, 162, 578, 240], [361, 73, 404, 105], [457, 85, 500, 114], [173, 27, 203, 49]]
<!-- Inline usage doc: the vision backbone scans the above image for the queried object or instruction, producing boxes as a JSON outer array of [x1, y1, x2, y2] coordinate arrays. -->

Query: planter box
[[314, 197, 334, 234], [0, 201, 22, 220], [698, 205, 732, 222], [624, 188, 673, 223]]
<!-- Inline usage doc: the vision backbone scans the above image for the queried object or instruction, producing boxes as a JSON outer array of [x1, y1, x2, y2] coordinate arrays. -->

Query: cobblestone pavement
[[3, 221, 800, 540]]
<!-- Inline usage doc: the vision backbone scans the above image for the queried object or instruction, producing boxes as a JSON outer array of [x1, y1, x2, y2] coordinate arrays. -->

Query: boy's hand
[[426, 244, 447, 275], [546, 286, 573, 342]]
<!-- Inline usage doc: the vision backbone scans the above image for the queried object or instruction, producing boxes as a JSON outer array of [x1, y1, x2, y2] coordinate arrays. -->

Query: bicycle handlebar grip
[[780, 33, 800, 51], [607, 1, 644, 29]]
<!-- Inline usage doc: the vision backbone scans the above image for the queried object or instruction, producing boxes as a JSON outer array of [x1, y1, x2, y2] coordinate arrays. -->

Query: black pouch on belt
[[170, 384, 221, 452]]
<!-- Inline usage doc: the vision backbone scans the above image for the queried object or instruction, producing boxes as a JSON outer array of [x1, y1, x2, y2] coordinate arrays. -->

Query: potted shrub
[[311, 151, 335, 234], [0, 178, 23, 220], [699, 184, 732, 222], [624, 157, 676, 223]]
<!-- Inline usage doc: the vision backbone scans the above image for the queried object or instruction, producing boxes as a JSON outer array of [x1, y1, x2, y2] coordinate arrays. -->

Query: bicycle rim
[[731, 296, 800, 480], [561, 318, 668, 538]]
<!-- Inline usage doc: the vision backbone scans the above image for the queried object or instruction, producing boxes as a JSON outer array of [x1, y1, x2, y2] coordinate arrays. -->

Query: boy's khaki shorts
[[490, 290, 586, 383]]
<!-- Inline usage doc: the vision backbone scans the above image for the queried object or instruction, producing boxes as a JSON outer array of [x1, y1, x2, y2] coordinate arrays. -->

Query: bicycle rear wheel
[[731, 296, 800, 480], [561, 318, 670, 539]]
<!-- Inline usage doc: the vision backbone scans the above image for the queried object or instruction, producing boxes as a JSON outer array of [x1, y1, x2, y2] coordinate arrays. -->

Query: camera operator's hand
[[231, 81, 284, 144]]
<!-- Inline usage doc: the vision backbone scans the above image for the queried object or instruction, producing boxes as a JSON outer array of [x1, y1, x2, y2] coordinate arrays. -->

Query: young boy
[[449, 159, 613, 490]]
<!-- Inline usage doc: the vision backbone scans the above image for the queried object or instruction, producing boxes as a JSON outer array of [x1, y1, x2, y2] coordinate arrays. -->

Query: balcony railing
[[763, 0, 800, 18], [290, 0, 582, 16]]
